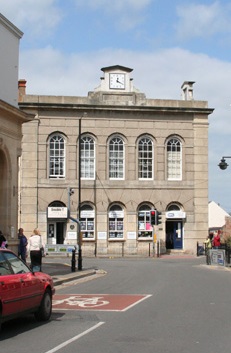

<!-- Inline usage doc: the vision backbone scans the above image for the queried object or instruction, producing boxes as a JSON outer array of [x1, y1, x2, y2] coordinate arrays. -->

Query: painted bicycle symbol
[[53, 295, 109, 308]]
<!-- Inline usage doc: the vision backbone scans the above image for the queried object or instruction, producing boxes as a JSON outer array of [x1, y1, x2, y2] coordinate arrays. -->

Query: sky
[[1, 0, 231, 212]]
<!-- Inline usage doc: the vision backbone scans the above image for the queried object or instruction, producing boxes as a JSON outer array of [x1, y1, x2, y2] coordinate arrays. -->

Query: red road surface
[[53, 294, 152, 311]]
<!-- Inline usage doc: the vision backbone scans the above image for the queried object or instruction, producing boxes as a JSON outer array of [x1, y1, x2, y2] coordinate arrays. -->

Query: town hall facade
[[18, 65, 213, 255]]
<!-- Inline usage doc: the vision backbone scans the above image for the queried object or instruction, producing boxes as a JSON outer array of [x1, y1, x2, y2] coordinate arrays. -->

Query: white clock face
[[109, 73, 125, 89]]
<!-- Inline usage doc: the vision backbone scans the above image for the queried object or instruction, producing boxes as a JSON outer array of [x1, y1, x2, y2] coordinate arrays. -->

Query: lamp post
[[78, 116, 82, 270], [218, 156, 231, 170], [77, 112, 87, 270]]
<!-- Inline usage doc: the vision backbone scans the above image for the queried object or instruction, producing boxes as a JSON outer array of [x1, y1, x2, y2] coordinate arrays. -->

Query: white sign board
[[66, 232, 77, 240], [127, 232, 136, 240], [165, 211, 186, 219], [98, 232, 107, 240], [48, 207, 68, 218]]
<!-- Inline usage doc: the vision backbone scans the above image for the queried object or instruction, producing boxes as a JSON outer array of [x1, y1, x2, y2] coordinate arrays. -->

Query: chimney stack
[[181, 81, 195, 101], [18, 79, 27, 102]]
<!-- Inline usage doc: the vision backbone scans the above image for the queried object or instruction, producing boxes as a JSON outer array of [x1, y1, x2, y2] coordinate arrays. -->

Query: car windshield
[[3, 252, 31, 274], [0, 252, 12, 275]]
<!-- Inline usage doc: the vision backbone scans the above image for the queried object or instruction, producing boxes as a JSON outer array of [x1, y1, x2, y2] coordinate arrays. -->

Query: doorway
[[166, 220, 183, 250], [48, 222, 65, 244]]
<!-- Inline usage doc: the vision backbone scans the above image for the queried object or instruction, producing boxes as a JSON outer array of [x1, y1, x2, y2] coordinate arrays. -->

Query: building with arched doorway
[[18, 65, 213, 255], [0, 14, 32, 251]]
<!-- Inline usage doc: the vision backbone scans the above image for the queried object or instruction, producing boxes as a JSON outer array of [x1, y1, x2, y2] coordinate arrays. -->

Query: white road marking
[[44, 322, 105, 353], [121, 294, 152, 312]]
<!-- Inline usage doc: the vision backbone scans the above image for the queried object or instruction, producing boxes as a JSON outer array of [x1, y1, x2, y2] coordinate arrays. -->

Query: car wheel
[[35, 289, 52, 321]]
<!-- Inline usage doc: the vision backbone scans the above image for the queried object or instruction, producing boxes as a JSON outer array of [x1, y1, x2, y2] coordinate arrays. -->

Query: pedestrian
[[204, 235, 212, 264], [204, 235, 212, 250], [18, 228, 28, 262], [28, 228, 43, 272], [213, 230, 221, 249], [0, 230, 6, 248]]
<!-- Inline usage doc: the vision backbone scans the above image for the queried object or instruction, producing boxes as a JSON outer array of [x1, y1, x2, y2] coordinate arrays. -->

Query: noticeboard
[[210, 249, 226, 267]]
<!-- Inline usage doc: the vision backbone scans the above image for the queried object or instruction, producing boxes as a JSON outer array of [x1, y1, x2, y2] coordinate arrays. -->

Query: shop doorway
[[166, 220, 183, 250], [48, 222, 65, 244]]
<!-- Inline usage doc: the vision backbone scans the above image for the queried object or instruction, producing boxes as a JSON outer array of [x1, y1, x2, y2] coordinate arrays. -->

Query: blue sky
[[1, 0, 231, 211]]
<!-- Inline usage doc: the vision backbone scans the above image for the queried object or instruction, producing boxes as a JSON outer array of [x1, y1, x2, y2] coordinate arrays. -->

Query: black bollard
[[71, 247, 76, 272]]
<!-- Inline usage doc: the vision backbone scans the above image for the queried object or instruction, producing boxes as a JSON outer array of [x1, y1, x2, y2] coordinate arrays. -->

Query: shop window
[[80, 205, 95, 239], [138, 205, 153, 238], [108, 205, 124, 239]]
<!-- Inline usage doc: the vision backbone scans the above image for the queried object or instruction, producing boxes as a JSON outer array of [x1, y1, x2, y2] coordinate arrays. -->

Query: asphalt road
[[1, 256, 231, 353]]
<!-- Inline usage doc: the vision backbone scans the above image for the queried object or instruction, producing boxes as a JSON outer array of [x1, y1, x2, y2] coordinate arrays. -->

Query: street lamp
[[77, 112, 87, 271], [218, 156, 231, 170]]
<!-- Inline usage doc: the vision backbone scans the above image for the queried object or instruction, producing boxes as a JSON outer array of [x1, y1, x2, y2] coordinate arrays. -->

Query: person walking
[[18, 228, 28, 262], [28, 228, 43, 272]]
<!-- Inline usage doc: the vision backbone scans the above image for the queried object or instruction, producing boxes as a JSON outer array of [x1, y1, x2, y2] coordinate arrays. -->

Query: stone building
[[18, 65, 213, 255], [0, 14, 32, 251]]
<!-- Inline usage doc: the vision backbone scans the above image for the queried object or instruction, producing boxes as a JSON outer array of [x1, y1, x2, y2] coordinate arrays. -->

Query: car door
[[4, 252, 43, 311], [0, 252, 22, 318]]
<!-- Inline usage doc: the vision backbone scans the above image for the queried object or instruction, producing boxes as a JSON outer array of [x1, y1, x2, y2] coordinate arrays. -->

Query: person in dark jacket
[[18, 228, 28, 262], [0, 230, 6, 248]]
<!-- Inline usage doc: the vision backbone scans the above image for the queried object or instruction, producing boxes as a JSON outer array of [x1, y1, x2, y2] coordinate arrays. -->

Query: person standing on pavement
[[18, 228, 28, 262], [28, 228, 43, 272], [213, 230, 221, 249], [0, 230, 6, 248]]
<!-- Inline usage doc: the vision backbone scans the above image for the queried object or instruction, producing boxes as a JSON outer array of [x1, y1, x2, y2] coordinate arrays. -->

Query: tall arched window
[[81, 135, 95, 179], [49, 134, 65, 178], [138, 137, 153, 179], [108, 204, 124, 239], [167, 138, 182, 180], [109, 137, 124, 179]]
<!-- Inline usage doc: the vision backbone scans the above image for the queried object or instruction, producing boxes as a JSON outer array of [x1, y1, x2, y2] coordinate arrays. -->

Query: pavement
[[41, 259, 98, 286]]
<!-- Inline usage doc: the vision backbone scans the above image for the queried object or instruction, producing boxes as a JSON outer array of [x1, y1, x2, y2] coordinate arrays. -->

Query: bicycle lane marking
[[44, 322, 105, 353], [52, 294, 152, 311]]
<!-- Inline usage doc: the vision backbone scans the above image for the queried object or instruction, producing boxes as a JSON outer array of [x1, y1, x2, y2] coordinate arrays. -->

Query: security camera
[[218, 157, 228, 170], [69, 188, 74, 195]]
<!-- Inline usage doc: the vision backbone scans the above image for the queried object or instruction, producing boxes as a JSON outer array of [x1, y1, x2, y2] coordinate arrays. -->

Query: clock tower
[[90, 64, 146, 105]]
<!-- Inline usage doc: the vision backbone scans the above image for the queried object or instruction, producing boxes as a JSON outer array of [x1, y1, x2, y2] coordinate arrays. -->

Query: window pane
[[167, 138, 182, 180], [138, 137, 153, 179], [109, 137, 124, 179], [49, 135, 65, 178], [81, 136, 95, 179]]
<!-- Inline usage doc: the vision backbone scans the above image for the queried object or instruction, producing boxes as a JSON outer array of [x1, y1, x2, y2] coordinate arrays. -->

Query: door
[[48, 222, 65, 244], [174, 221, 183, 249], [166, 221, 183, 250]]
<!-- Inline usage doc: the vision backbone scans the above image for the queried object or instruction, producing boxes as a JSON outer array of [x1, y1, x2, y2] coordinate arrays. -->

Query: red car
[[0, 248, 55, 330]]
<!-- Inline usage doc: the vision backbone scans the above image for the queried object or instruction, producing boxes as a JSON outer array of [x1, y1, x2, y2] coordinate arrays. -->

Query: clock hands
[[116, 78, 123, 85]]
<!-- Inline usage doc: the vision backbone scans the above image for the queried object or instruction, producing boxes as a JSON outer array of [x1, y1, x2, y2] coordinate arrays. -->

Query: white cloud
[[76, 0, 152, 12], [75, 0, 152, 30], [0, 0, 63, 37], [176, 1, 231, 40]]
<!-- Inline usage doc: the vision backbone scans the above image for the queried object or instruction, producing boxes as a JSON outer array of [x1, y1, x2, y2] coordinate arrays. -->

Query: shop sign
[[48, 207, 68, 218], [165, 211, 186, 219], [109, 211, 124, 218]]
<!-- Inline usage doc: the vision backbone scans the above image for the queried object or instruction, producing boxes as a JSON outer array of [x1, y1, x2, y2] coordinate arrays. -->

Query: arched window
[[138, 137, 153, 179], [109, 137, 124, 179], [49, 134, 65, 178], [167, 204, 181, 211], [108, 204, 124, 239], [81, 136, 95, 179], [167, 138, 182, 180], [80, 205, 95, 239], [138, 205, 152, 238]]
